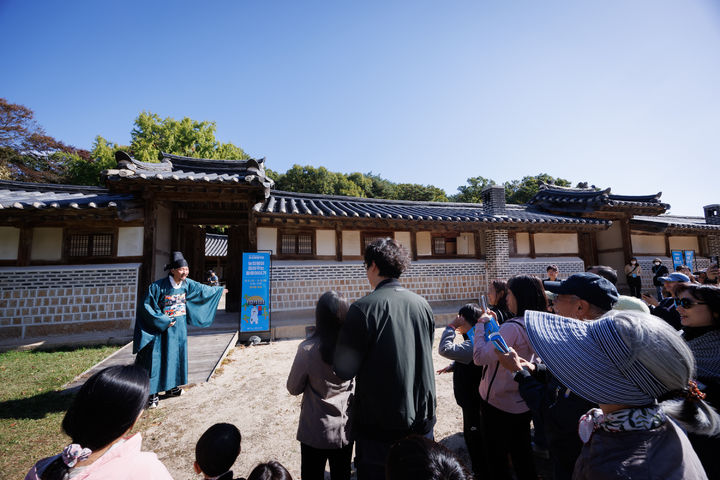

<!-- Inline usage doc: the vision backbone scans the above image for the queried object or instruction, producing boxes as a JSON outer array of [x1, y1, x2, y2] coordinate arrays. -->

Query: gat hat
[[165, 251, 188, 271], [658, 272, 690, 283], [525, 310, 673, 406], [543, 273, 619, 311]]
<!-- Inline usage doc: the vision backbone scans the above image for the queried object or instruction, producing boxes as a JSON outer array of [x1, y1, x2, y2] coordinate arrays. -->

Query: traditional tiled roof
[[528, 184, 669, 214], [253, 190, 610, 227], [205, 233, 228, 256], [631, 215, 720, 232], [104, 151, 274, 197], [0, 180, 134, 211]]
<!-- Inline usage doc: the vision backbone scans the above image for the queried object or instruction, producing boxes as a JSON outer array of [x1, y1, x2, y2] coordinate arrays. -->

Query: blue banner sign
[[671, 250, 684, 270], [684, 250, 695, 271], [240, 252, 271, 333]]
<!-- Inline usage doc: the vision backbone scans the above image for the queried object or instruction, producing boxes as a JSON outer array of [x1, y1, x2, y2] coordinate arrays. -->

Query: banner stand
[[238, 251, 272, 343]]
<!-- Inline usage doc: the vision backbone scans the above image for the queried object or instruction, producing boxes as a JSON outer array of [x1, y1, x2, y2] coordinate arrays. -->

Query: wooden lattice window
[[68, 233, 113, 257], [280, 232, 313, 255], [432, 236, 457, 255]]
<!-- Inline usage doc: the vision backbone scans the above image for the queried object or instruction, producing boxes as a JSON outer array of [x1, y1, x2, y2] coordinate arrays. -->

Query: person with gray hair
[[523, 310, 719, 479]]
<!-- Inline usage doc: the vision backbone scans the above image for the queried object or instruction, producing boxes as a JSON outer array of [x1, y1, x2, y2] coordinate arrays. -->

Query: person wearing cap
[[523, 310, 718, 479], [437, 303, 486, 478], [642, 272, 689, 331], [133, 251, 227, 408], [495, 273, 618, 480], [651, 258, 669, 300], [585, 265, 650, 313]]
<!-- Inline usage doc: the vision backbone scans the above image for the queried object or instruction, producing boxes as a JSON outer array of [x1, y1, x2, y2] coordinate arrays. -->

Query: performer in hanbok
[[134, 251, 226, 408]]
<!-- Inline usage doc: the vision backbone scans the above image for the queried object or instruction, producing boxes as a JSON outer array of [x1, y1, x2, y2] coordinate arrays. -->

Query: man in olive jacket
[[334, 238, 436, 480]]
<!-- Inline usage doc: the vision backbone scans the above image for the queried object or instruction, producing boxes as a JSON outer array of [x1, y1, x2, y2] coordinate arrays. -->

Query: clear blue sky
[[2, 0, 719, 215]]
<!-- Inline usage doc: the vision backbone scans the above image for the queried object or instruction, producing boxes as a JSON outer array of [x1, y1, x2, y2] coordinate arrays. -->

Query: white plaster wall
[[316, 230, 336, 256], [257, 227, 277, 254], [457, 232, 475, 255], [516, 232, 531, 255], [417, 232, 432, 256], [342, 231, 361, 256], [154, 204, 172, 280], [0, 227, 20, 260], [596, 222, 622, 249], [631, 234, 665, 254], [394, 231, 412, 252], [669, 236, 699, 252], [534, 233, 579, 254], [30, 228, 63, 261], [117, 227, 144, 256]]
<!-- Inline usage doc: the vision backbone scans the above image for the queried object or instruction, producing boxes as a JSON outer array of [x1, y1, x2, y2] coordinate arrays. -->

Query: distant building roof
[[528, 184, 669, 215], [631, 214, 720, 233], [0, 180, 134, 212], [205, 233, 228, 256], [253, 190, 610, 228], [104, 151, 274, 197]]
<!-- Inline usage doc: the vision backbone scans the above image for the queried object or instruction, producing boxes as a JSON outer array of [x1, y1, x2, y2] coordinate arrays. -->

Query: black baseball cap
[[544, 272, 619, 311]]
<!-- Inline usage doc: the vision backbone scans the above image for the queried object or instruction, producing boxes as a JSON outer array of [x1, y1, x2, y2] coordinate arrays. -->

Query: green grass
[[0, 345, 120, 479]]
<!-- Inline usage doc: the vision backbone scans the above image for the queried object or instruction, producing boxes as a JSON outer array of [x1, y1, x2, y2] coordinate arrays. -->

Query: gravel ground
[[142, 327, 548, 480]]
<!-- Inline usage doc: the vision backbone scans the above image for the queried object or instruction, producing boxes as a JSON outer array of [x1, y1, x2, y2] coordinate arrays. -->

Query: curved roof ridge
[[0, 179, 110, 194]]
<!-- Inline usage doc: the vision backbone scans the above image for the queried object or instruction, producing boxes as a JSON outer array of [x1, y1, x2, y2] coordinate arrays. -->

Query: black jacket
[[649, 298, 682, 330], [652, 264, 669, 287], [334, 279, 436, 441]]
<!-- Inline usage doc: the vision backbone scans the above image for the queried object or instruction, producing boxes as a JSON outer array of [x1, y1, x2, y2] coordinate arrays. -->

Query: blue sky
[[2, 1, 719, 215]]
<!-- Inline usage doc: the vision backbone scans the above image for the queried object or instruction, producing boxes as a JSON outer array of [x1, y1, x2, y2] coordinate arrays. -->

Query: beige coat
[[287, 336, 354, 449]]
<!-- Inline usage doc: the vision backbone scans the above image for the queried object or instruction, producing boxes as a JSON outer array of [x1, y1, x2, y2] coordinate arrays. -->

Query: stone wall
[[270, 261, 488, 311], [0, 264, 140, 340]]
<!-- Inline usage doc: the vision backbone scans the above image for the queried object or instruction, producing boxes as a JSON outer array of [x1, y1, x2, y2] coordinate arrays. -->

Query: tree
[[393, 183, 448, 202], [503, 173, 571, 204], [65, 136, 125, 186], [451, 176, 496, 203], [130, 112, 249, 162]]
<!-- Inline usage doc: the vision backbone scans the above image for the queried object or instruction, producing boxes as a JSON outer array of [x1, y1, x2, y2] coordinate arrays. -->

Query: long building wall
[[270, 257, 587, 311], [0, 264, 140, 340]]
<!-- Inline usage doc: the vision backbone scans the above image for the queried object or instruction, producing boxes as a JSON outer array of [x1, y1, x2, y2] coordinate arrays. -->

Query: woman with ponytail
[[25, 365, 173, 480], [522, 310, 718, 479]]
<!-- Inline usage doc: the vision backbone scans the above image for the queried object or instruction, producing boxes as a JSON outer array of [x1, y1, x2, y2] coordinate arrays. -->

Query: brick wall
[[270, 261, 488, 311], [484, 230, 511, 280], [0, 264, 140, 340], [508, 258, 586, 278], [708, 234, 720, 257]]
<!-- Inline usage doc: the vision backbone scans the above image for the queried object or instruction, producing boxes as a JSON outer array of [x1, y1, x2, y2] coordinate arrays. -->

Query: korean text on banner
[[240, 252, 270, 332]]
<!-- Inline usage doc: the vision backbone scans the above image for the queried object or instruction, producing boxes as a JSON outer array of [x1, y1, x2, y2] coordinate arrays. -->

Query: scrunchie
[[62, 443, 92, 467]]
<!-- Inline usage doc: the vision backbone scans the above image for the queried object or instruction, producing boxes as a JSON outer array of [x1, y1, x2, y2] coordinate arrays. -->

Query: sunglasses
[[673, 298, 707, 309]]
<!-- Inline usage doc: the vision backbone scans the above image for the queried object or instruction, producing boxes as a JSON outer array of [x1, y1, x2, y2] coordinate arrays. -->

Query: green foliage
[[451, 176, 496, 203], [393, 183, 449, 202], [503, 173, 571, 204], [130, 111, 248, 162], [63, 136, 122, 186]]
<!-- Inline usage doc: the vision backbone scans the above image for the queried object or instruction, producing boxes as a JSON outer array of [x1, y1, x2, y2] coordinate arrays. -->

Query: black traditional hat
[[165, 251, 188, 270]]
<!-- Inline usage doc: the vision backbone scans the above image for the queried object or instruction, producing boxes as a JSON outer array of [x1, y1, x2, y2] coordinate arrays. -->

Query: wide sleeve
[[287, 344, 309, 395], [438, 326, 474, 364], [134, 282, 173, 353], [184, 279, 224, 327], [474, 321, 522, 366], [333, 304, 370, 381]]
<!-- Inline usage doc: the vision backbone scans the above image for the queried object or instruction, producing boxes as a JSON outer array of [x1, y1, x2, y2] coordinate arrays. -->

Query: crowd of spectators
[[25, 251, 720, 480]]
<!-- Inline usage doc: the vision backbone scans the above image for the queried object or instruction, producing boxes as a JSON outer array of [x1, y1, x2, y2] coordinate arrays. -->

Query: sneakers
[[147, 394, 159, 409], [165, 387, 183, 397]]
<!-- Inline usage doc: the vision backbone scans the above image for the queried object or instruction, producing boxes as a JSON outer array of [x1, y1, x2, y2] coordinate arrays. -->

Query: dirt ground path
[[142, 327, 468, 480]]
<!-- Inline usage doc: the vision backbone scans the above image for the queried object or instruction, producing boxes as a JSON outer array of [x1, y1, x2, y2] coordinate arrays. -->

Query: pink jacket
[[473, 316, 535, 414], [25, 433, 173, 480]]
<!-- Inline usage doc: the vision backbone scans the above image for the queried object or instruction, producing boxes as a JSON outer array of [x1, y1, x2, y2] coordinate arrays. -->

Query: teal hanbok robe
[[133, 276, 224, 394]]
